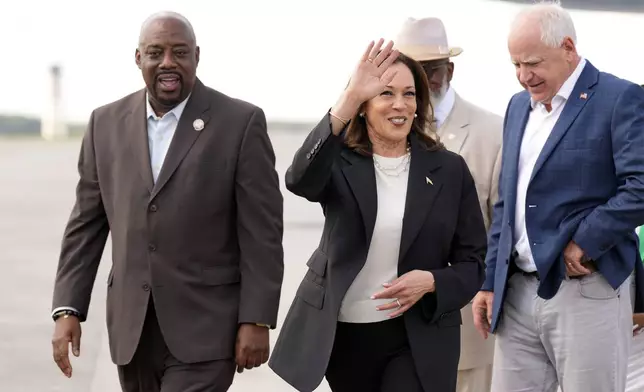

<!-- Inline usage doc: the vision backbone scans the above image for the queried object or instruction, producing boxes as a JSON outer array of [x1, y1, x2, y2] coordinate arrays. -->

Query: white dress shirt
[[51, 94, 190, 318], [513, 58, 587, 272], [433, 86, 456, 128], [146, 94, 190, 182]]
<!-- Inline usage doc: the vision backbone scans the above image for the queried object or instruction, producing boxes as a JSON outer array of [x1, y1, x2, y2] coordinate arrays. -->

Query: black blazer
[[268, 114, 487, 392]]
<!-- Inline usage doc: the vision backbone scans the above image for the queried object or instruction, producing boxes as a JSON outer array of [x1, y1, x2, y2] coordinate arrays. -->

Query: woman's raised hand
[[329, 39, 400, 134], [346, 39, 400, 104]]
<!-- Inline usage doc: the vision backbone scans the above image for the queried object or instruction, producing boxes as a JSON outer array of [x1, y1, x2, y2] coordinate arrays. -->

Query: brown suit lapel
[[124, 90, 155, 194], [124, 80, 212, 197], [152, 79, 211, 199], [437, 94, 470, 154]]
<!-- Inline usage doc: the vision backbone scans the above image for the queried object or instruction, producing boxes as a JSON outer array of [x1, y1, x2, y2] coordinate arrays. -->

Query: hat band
[[394, 44, 462, 61], [395, 43, 450, 55]]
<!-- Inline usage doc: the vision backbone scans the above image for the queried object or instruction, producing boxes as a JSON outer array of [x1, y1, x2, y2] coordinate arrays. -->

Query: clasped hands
[[371, 270, 435, 318]]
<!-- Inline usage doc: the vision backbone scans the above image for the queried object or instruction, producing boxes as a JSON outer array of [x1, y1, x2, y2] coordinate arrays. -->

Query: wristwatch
[[255, 323, 270, 328], [52, 309, 81, 321]]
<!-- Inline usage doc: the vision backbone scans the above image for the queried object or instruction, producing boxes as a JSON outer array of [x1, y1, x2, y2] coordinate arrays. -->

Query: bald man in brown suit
[[50, 11, 284, 392]]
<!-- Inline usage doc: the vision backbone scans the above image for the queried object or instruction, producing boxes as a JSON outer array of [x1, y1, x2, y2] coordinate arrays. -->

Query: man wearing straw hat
[[395, 17, 502, 392]]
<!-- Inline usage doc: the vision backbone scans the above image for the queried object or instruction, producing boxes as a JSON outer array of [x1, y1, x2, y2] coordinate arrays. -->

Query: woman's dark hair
[[344, 52, 442, 156]]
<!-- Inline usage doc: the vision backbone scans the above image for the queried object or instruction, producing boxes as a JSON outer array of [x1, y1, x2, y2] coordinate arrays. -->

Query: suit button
[[142, 283, 150, 291], [306, 153, 311, 159], [149, 204, 158, 212], [148, 244, 156, 252]]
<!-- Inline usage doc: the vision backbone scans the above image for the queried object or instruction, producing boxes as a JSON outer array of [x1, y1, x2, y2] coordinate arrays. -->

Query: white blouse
[[338, 153, 410, 323]]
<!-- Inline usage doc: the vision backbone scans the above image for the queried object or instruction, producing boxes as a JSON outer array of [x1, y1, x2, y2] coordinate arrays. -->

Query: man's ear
[[195, 46, 200, 66], [135, 48, 142, 70], [447, 62, 455, 84], [561, 37, 577, 62]]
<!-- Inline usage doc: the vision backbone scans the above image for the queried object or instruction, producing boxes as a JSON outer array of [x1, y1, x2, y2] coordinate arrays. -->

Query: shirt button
[[148, 244, 156, 252], [142, 283, 150, 291], [149, 204, 158, 212]]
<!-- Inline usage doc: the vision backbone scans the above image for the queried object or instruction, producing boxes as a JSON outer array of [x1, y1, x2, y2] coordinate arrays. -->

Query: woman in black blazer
[[268, 40, 487, 392]]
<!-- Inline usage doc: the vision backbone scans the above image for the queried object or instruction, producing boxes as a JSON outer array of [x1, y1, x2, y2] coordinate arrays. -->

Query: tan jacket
[[437, 93, 503, 370]]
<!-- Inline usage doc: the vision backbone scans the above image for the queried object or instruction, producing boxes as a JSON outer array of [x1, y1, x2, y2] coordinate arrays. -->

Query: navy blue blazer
[[483, 61, 644, 332]]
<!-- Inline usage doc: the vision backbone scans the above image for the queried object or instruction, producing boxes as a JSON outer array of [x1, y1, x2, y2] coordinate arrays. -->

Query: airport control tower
[[41, 64, 68, 140]]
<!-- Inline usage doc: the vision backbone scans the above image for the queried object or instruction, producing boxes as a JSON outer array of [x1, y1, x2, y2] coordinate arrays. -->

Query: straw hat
[[394, 17, 463, 61]]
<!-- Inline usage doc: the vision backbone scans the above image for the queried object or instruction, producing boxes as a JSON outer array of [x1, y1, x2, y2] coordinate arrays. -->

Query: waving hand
[[346, 39, 400, 103]]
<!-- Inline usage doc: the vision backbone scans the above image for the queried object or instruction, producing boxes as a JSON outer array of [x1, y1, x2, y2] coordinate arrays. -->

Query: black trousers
[[325, 317, 424, 392], [117, 297, 235, 392]]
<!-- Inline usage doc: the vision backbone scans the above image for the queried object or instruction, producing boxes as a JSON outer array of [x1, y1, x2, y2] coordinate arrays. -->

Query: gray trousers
[[491, 271, 633, 392], [627, 332, 644, 391]]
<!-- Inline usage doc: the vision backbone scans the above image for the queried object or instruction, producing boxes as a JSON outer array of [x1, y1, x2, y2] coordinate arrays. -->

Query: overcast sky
[[2, 0, 642, 123]]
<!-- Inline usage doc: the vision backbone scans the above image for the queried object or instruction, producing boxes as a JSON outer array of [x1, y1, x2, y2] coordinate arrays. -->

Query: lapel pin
[[193, 119, 205, 131], [580, 92, 588, 100], [426, 177, 433, 185]]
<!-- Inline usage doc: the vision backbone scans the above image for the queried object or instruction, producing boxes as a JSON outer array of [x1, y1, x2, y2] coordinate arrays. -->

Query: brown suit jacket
[[51, 79, 284, 365], [268, 115, 487, 392], [437, 93, 502, 370]]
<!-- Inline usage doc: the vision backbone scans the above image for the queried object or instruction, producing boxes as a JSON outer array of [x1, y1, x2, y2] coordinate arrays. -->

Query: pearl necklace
[[373, 146, 411, 177]]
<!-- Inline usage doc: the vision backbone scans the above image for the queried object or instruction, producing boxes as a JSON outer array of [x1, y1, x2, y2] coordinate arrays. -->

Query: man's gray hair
[[511, 0, 577, 48]]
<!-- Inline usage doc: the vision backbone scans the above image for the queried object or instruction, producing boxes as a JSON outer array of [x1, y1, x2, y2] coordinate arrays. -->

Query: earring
[[359, 113, 365, 117], [414, 113, 418, 118]]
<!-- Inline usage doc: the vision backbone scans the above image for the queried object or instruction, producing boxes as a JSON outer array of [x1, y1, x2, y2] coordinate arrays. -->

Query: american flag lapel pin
[[580, 92, 588, 100]]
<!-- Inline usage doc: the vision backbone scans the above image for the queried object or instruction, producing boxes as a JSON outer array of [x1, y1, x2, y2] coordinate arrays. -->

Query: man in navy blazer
[[471, 3, 644, 392]]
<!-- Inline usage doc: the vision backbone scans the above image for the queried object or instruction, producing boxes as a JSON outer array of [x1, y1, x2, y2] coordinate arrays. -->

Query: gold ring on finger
[[367, 58, 374, 62], [396, 299, 402, 308]]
